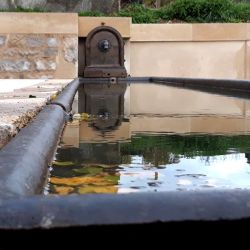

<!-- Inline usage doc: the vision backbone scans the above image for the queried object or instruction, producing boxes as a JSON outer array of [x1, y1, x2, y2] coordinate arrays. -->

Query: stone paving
[[0, 79, 72, 149]]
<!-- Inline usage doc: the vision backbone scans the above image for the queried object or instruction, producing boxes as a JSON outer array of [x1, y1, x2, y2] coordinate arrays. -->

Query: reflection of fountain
[[78, 83, 127, 132], [77, 83, 128, 165]]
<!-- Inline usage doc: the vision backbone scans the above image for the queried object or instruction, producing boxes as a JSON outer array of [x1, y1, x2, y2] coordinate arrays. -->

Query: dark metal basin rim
[[1, 77, 250, 229]]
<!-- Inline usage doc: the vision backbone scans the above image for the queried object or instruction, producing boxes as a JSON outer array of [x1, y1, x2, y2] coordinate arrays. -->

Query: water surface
[[47, 83, 250, 195]]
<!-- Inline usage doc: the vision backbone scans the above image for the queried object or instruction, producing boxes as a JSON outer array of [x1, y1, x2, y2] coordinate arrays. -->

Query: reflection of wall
[[79, 121, 130, 143], [79, 143, 121, 164], [63, 114, 250, 147], [130, 116, 250, 134], [63, 84, 250, 148], [130, 84, 250, 117], [61, 121, 79, 148]]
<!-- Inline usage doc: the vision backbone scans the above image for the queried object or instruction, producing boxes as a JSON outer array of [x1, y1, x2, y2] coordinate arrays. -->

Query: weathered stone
[[43, 48, 58, 57], [44, 1, 67, 11], [47, 38, 58, 47], [48, 61, 56, 70], [19, 49, 40, 56], [15, 0, 47, 9], [68, 0, 92, 12], [0, 0, 10, 10], [1, 0, 120, 13], [45, 0, 91, 12], [63, 37, 78, 64], [35, 60, 57, 71], [0, 123, 15, 148], [0, 36, 7, 46], [3, 48, 19, 57], [26, 36, 46, 47], [8, 35, 26, 47], [40, 75, 53, 79], [0, 60, 30, 72], [35, 60, 46, 71], [92, 0, 119, 14]]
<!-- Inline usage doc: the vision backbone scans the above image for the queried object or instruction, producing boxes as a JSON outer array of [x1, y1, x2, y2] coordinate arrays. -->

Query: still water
[[47, 83, 250, 195]]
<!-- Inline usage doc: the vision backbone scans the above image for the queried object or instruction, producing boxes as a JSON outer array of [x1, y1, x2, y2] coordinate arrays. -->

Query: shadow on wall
[[0, 0, 119, 14]]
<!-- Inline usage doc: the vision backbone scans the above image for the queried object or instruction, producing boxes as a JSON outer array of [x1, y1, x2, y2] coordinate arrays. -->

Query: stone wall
[[0, 0, 119, 14], [0, 14, 250, 80], [0, 13, 78, 79], [0, 34, 77, 79]]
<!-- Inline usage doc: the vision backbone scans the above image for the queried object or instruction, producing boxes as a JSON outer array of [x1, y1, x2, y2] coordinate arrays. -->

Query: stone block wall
[[0, 0, 119, 14], [0, 34, 77, 79], [0, 13, 78, 79], [0, 14, 250, 80]]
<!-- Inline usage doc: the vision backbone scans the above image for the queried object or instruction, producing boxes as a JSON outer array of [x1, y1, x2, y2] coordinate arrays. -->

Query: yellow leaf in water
[[54, 186, 74, 195], [52, 161, 75, 167], [80, 113, 90, 121], [50, 176, 116, 186], [81, 163, 118, 169], [50, 93, 57, 101], [78, 185, 118, 194]]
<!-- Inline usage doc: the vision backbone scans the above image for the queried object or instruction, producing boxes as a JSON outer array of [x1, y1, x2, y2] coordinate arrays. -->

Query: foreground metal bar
[[0, 79, 80, 198], [51, 78, 80, 112], [0, 105, 65, 198], [0, 190, 250, 229]]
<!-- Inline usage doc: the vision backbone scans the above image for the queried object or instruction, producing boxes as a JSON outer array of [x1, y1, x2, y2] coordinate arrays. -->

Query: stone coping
[[0, 13, 78, 34], [131, 23, 250, 42], [0, 79, 71, 149], [0, 13, 249, 41], [78, 17, 131, 38]]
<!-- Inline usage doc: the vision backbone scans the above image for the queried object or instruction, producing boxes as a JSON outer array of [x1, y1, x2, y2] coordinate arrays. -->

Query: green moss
[[158, 0, 250, 23], [117, 3, 160, 23]]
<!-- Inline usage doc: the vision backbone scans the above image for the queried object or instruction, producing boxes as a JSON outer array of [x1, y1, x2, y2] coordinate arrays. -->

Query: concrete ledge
[[192, 23, 247, 41], [0, 13, 78, 34], [79, 17, 131, 38], [131, 24, 192, 42], [0, 79, 70, 149]]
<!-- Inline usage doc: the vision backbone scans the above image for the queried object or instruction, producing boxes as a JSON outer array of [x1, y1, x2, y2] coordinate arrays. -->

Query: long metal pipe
[[0, 190, 250, 229], [0, 79, 80, 198], [50, 78, 80, 112]]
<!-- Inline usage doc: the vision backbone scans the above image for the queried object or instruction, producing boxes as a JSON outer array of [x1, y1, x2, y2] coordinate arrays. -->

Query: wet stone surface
[[0, 79, 70, 149]]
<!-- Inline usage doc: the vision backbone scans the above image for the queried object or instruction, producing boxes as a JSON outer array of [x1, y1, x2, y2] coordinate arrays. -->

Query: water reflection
[[48, 83, 250, 195]]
